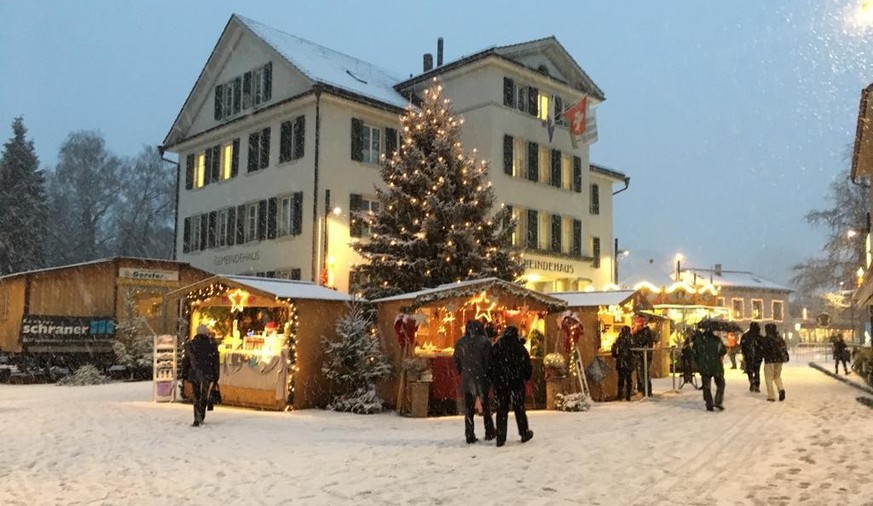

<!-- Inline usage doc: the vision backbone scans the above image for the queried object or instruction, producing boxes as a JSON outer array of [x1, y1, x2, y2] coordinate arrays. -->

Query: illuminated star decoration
[[471, 291, 497, 322], [228, 289, 249, 313]]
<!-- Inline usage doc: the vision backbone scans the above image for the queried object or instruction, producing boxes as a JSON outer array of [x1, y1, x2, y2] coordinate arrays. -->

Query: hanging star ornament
[[228, 289, 249, 313]]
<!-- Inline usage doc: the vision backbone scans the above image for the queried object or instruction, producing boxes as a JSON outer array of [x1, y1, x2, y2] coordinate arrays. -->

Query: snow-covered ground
[[2, 359, 872, 506]]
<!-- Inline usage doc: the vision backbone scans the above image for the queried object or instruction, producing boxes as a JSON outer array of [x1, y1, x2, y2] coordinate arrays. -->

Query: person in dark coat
[[631, 316, 656, 396], [832, 334, 850, 375], [761, 323, 787, 402], [487, 326, 534, 447], [611, 326, 635, 401], [691, 327, 726, 411], [453, 320, 495, 444], [740, 322, 763, 393], [181, 324, 220, 427]]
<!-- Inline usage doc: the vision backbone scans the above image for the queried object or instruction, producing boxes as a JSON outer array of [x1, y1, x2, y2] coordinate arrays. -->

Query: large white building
[[161, 14, 629, 294]]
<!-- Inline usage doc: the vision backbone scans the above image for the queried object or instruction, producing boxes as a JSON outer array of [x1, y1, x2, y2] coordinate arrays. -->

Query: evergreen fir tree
[[352, 80, 524, 299], [321, 302, 391, 414], [112, 290, 154, 379], [0, 117, 49, 274]]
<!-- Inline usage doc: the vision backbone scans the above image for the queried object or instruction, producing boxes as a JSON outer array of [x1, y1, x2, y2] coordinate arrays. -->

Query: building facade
[[162, 14, 628, 294]]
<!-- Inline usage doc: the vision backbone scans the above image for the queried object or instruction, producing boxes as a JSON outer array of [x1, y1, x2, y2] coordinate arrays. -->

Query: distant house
[[160, 14, 629, 294]]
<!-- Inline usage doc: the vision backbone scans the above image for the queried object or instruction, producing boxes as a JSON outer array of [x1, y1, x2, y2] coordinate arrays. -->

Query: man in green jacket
[[691, 327, 727, 412]]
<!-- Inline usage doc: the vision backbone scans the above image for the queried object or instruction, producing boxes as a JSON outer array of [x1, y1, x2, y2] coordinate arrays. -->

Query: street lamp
[[674, 253, 684, 281], [321, 190, 342, 289]]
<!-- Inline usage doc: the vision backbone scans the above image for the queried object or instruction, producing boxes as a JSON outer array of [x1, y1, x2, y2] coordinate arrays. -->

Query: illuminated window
[[732, 298, 744, 320], [510, 207, 521, 246], [562, 155, 572, 190], [538, 93, 550, 121], [772, 300, 784, 322], [360, 198, 380, 238], [222, 143, 233, 180], [538, 147, 549, 183], [513, 138, 525, 177], [751, 299, 763, 320], [361, 125, 381, 164], [717, 297, 725, 307], [196, 154, 205, 188]]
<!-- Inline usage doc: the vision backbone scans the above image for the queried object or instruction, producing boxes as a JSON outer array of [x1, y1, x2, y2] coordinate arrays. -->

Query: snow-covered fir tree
[[321, 302, 391, 414], [351, 80, 524, 299], [112, 290, 154, 379], [0, 117, 49, 275]]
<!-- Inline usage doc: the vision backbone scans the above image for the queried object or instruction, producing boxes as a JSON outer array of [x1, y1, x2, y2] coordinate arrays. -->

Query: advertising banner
[[20, 315, 116, 345]]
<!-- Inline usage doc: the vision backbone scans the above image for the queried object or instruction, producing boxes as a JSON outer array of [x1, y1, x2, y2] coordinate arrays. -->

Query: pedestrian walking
[[487, 326, 534, 447], [181, 324, 220, 427], [691, 326, 727, 412], [740, 322, 763, 392], [726, 332, 739, 369], [631, 316, 656, 396], [611, 326, 635, 401], [761, 323, 787, 402], [832, 333, 851, 375], [452, 319, 496, 444]]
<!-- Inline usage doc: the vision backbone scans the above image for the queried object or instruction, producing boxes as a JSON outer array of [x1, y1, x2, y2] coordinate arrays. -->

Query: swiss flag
[[564, 96, 588, 136]]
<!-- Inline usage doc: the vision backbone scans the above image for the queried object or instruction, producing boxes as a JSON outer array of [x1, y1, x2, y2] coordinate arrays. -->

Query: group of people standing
[[452, 320, 534, 447], [739, 322, 790, 402], [610, 317, 658, 401]]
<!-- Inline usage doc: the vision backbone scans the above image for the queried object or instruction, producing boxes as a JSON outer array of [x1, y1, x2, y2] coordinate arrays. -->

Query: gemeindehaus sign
[[20, 315, 116, 344]]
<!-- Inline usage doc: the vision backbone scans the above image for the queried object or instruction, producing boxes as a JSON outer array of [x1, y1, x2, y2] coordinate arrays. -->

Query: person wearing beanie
[[181, 324, 220, 426], [487, 326, 534, 447]]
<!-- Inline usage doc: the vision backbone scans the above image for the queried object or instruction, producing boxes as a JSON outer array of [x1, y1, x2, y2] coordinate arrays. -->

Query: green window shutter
[[573, 156, 582, 192], [233, 77, 241, 114], [227, 206, 236, 246], [551, 214, 561, 252], [572, 220, 582, 256], [231, 138, 239, 178], [503, 135, 513, 175], [503, 77, 515, 107], [214, 85, 223, 120], [527, 141, 538, 182], [267, 197, 278, 239], [292, 192, 303, 235], [280, 121, 292, 163], [349, 193, 363, 237], [185, 154, 194, 190], [182, 217, 191, 253], [208, 211, 217, 249], [263, 62, 272, 101], [385, 127, 397, 158], [243, 71, 252, 108], [550, 149, 561, 187], [248, 133, 258, 172], [260, 127, 270, 170], [592, 237, 601, 268], [294, 115, 306, 160], [257, 200, 268, 241], [350, 118, 364, 161], [236, 205, 246, 244], [526, 210, 538, 249], [528, 86, 538, 116]]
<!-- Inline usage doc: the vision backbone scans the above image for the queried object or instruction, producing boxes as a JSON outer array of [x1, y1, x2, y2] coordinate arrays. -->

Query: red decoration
[[560, 312, 583, 352], [394, 314, 418, 348]]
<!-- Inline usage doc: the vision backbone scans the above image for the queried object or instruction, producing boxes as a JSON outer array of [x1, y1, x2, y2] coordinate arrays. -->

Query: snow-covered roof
[[372, 277, 567, 312], [549, 290, 637, 308], [0, 257, 203, 282], [167, 274, 353, 302], [236, 15, 410, 109], [685, 269, 791, 292]]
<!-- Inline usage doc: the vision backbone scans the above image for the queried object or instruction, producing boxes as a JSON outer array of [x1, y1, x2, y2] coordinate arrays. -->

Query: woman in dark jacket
[[487, 326, 534, 447], [611, 326, 635, 401], [181, 324, 220, 427], [740, 322, 763, 393], [761, 323, 787, 402]]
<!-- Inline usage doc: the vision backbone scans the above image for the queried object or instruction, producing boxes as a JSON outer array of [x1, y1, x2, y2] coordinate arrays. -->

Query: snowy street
[[2, 361, 871, 506]]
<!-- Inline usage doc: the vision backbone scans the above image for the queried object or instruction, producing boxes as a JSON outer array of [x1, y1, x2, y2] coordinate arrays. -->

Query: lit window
[[513, 138, 525, 177], [278, 195, 295, 236], [538, 93, 550, 121], [751, 299, 763, 320], [361, 198, 380, 237], [222, 143, 233, 180], [562, 156, 572, 190], [361, 125, 381, 164], [196, 154, 205, 188]]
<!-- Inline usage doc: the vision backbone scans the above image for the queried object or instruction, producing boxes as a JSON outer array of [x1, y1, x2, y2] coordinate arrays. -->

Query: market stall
[[373, 278, 567, 416], [166, 275, 352, 410]]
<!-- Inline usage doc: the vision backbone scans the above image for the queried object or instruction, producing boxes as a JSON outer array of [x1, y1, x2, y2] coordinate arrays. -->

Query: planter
[[545, 376, 567, 411], [409, 381, 431, 418]]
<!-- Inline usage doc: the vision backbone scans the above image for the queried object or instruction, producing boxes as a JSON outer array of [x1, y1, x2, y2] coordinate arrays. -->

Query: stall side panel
[[293, 299, 348, 409], [0, 278, 26, 353]]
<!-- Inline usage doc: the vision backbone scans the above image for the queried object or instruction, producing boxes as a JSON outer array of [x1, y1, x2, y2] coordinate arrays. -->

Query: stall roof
[[372, 277, 567, 312], [166, 274, 354, 302], [549, 290, 637, 308]]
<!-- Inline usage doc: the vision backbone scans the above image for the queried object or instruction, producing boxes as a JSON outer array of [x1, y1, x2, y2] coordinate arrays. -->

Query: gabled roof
[[0, 257, 205, 283], [396, 36, 605, 101], [684, 268, 791, 292], [165, 274, 354, 302], [372, 277, 567, 312]]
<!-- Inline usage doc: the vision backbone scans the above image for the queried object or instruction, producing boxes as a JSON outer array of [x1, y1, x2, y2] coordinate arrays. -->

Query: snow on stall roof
[[222, 275, 354, 302], [235, 15, 410, 109], [372, 277, 566, 311], [0, 257, 201, 282], [549, 290, 637, 308]]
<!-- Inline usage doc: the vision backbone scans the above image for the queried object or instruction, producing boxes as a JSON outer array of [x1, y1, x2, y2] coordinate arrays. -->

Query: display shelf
[[153, 335, 178, 402]]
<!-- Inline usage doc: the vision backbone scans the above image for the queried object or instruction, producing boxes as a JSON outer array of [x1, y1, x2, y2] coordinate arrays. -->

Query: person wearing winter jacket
[[487, 326, 534, 447], [611, 326, 635, 401], [740, 322, 763, 393], [453, 320, 495, 444], [761, 323, 787, 402], [832, 334, 851, 375], [181, 324, 220, 427], [691, 327, 727, 411]]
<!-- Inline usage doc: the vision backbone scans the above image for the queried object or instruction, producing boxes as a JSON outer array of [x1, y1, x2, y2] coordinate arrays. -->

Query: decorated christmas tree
[[352, 80, 524, 299], [321, 303, 391, 414]]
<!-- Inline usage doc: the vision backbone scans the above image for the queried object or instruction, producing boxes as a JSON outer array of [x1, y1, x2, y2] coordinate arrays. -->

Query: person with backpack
[[691, 326, 727, 412], [761, 323, 787, 402], [611, 326, 635, 401]]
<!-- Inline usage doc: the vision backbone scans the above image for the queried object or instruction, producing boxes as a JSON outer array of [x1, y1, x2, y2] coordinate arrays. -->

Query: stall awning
[[372, 277, 567, 312], [548, 290, 637, 308], [165, 275, 354, 302]]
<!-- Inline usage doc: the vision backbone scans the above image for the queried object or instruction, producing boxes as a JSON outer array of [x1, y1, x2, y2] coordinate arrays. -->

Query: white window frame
[[253, 65, 268, 106], [732, 298, 744, 320], [512, 138, 525, 178], [195, 153, 206, 188], [246, 203, 259, 243], [751, 299, 763, 320], [361, 197, 380, 238], [221, 142, 233, 180], [361, 125, 382, 164], [772, 300, 784, 322], [516, 86, 526, 113], [223, 80, 235, 119], [190, 215, 202, 252], [217, 209, 229, 247], [278, 195, 293, 237]]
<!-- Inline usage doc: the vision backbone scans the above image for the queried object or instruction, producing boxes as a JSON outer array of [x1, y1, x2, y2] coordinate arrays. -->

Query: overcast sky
[[3, 0, 872, 286]]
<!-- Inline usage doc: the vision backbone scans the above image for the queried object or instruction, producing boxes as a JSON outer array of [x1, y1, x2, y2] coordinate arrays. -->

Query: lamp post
[[613, 237, 629, 285], [321, 189, 342, 288], [674, 253, 684, 282]]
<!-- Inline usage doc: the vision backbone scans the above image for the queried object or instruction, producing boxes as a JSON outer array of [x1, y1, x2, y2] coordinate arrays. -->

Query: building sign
[[215, 250, 261, 266], [20, 315, 116, 344], [523, 258, 576, 275], [118, 267, 179, 282]]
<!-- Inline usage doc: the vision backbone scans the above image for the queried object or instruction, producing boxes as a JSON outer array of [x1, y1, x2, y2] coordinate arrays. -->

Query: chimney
[[714, 263, 722, 277], [437, 37, 444, 67], [423, 53, 433, 72]]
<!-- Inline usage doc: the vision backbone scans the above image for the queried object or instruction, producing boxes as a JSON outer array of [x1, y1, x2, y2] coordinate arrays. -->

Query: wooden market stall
[[373, 277, 567, 416], [166, 275, 353, 411]]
